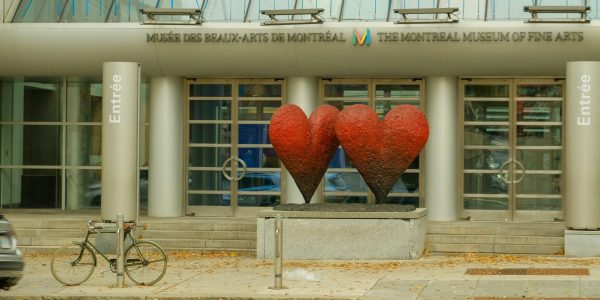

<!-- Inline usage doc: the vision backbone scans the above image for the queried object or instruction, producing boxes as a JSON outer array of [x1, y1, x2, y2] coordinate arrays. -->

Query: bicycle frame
[[73, 226, 138, 268]]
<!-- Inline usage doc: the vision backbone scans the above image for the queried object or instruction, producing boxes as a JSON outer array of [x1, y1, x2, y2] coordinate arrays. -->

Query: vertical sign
[[102, 62, 140, 222], [565, 61, 600, 229]]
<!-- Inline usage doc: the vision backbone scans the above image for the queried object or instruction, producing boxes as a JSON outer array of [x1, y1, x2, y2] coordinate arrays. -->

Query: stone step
[[140, 230, 255, 240], [428, 221, 565, 237], [18, 246, 256, 257], [426, 234, 563, 245], [142, 221, 256, 232], [15, 228, 85, 238], [17, 236, 256, 250], [427, 243, 563, 255], [149, 238, 256, 249]]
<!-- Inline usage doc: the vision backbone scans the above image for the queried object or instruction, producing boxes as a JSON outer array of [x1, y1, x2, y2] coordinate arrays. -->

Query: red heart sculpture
[[335, 104, 429, 203], [269, 104, 340, 203]]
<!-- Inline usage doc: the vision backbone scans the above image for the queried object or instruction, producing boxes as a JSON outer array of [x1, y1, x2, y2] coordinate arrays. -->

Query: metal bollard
[[116, 214, 125, 288], [270, 214, 286, 290]]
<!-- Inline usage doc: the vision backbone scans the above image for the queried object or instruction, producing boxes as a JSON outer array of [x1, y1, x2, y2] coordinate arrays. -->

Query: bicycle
[[50, 220, 168, 286]]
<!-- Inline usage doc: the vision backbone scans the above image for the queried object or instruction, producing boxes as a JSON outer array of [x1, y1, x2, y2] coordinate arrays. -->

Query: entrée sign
[[146, 30, 584, 44]]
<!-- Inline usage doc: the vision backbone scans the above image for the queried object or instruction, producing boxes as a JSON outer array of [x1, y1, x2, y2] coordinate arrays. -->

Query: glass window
[[341, 0, 390, 21], [464, 101, 509, 122], [189, 124, 232, 144], [324, 84, 368, 98], [189, 147, 231, 168], [15, 169, 61, 208], [238, 148, 280, 168], [189, 84, 232, 97], [66, 125, 102, 166], [465, 85, 509, 98], [464, 125, 509, 146], [239, 101, 280, 120], [188, 171, 229, 191], [189, 100, 232, 120], [239, 84, 281, 98]]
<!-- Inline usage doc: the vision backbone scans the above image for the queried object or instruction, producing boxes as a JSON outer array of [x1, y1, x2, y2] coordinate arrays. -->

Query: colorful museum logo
[[353, 28, 370, 46]]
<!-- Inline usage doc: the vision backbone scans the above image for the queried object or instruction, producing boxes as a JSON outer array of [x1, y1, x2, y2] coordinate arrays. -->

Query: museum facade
[[0, 0, 599, 226]]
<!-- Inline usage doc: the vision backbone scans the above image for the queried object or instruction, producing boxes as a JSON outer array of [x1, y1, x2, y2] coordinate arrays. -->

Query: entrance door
[[461, 79, 564, 221], [185, 79, 284, 217], [320, 79, 424, 206]]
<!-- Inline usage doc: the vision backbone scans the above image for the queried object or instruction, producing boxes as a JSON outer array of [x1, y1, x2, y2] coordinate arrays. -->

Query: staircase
[[426, 221, 565, 255], [7, 213, 257, 256], [6, 212, 567, 257]]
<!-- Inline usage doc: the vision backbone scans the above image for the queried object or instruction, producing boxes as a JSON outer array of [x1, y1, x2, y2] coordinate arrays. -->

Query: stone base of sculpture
[[256, 208, 427, 260]]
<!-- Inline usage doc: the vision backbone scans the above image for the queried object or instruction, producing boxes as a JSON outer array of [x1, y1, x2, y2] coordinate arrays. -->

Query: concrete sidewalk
[[2, 252, 600, 299]]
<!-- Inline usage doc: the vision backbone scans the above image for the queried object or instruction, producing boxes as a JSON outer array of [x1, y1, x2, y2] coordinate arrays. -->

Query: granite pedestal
[[565, 229, 600, 257], [256, 208, 427, 260]]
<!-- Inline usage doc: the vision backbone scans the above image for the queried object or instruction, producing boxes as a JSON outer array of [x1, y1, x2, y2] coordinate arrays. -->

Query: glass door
[[321, 79, 425, 206], [461, 79, 564, 221], [185, 79, 283, 217], [512, 79, 563, 221]]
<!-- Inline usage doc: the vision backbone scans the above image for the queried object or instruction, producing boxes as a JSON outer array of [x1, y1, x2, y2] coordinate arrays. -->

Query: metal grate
[[465, 268, 589, 275]]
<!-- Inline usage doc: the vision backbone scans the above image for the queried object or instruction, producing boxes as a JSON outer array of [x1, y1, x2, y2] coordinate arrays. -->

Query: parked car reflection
[[0, 215, 24, 290]]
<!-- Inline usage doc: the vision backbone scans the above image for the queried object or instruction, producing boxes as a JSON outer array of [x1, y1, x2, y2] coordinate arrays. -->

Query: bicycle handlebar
[[86, 220, 145, 232]]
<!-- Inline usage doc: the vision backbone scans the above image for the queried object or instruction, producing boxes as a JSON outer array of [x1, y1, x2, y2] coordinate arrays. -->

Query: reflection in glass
[[465, 85, 509, 98], [517, 149, 561, 171], [238, 172, 280, 192], [324, 195, 367, 204], [188, 171, 229, 191], [517, 126, 561, 146], [375, 85, 420, 98], [387, 196, 419, 207], [326, 100, 369, 111], [66, 81, 102, 122], [238, 84, 281, 97], [517, 101, 561, 122], [463, 197, 508, 210], [239, 124, 270, 144], [516, 198, 561, 210], [517, 85, 562, 97], [516, 174, 561, 195], [189, 147, 231, 167], [238, 195, 280, 207], [464, 173, 508, 194], [464, 101, 509, 121], [324, 84, 369, 98], [390, 173, 419, 193], [188, 194, 228, 206], [239, 100, 281, 120], [66, 125, 102, 166], [238, 148, 280, 168], [464, 125, 509, 146], [324, 172, 369, 193], [328, 148, 354, 168], [189, 84, 232, 97], [0, 125, 61, 165], [189, 100, 231, 120], [189, 124, 231, 144], [376, 100, 420, 118], [464, 149, 509, 170], [22, 169, 60, 208]]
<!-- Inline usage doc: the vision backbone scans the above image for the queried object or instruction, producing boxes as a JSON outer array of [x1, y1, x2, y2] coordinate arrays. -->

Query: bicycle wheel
[[51, 243, 96, 286], [124, 241, 167, 286]]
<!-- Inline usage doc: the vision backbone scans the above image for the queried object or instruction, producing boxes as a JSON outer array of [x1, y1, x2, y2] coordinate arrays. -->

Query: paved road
[[3, 253, 600, 299]]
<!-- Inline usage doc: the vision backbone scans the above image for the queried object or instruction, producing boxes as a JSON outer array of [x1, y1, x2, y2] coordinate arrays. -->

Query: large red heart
[[269, 104, 340, 203], [335, 104, 429, 203]]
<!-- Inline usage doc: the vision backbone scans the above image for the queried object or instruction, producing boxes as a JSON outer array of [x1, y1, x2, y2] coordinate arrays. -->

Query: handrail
[[524, 5, 590, 23], [139, 7, 204, 25], [394, 7, 459, 24], [260, 8, 324, 26]]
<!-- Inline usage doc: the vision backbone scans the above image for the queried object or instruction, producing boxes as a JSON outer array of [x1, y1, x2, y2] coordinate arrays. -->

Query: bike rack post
[[116, 213, 125, 288], [270, 214, 286, 290]]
